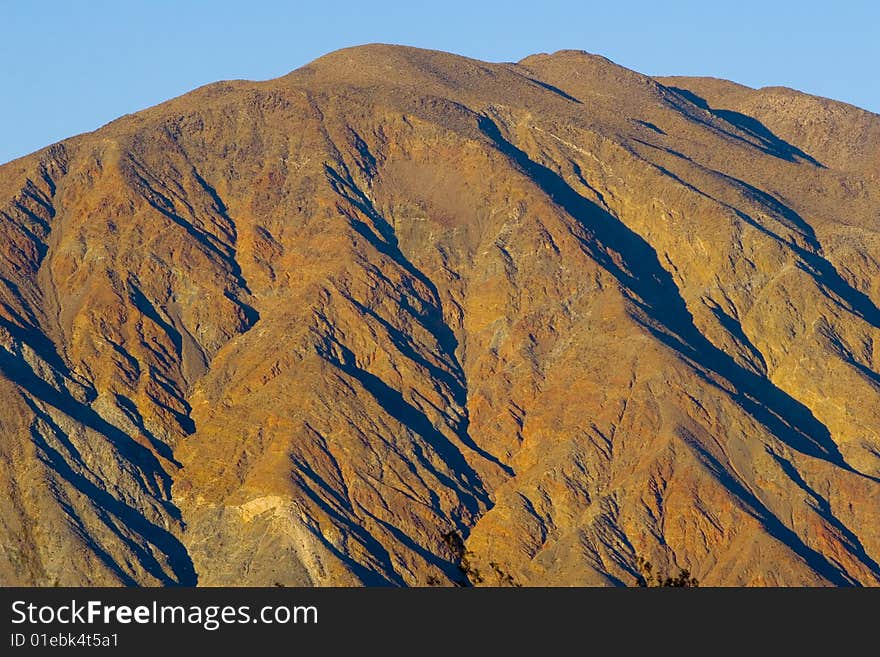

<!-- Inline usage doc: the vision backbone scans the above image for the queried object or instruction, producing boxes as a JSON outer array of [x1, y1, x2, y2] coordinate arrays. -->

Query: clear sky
[[2, 1, 877, 165]]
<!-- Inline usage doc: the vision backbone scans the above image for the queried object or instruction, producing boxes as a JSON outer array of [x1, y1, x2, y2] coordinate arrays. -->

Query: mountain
[[1, 44, 878, 587]]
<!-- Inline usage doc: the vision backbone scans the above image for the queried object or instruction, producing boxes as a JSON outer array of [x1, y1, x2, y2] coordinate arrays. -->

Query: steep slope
[[0, 44, 878, 586]]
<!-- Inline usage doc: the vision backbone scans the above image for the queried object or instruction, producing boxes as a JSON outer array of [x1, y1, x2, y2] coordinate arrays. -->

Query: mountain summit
[[1, 45, 878, 586]]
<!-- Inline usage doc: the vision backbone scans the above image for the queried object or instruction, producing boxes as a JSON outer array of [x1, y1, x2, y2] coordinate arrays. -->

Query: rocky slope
[[0, 44, 878, 586]]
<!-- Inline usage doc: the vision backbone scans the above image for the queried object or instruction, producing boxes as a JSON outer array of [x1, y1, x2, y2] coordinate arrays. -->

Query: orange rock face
[[0, 45, 878, 586]]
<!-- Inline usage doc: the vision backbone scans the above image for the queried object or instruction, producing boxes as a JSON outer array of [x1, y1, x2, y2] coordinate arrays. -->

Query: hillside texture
[[1, 45, 878, 586]]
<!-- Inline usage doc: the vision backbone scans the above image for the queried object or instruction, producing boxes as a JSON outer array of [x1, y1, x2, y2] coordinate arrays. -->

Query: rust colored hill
[[1, 45, 878, 586]]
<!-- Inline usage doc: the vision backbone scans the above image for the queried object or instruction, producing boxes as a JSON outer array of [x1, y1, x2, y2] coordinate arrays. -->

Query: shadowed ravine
[[478, 114, 880, 581]]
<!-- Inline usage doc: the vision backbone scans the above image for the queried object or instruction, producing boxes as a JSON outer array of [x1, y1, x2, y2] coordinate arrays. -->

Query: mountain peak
[[1, 45, 878, 587]]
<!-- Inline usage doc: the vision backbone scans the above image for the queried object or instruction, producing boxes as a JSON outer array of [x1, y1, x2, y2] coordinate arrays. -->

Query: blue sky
[[2, 1, 877, 164]]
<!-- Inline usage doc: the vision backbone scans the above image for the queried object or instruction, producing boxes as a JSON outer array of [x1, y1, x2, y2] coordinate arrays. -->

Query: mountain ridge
[[1, 44, 878, 586]]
